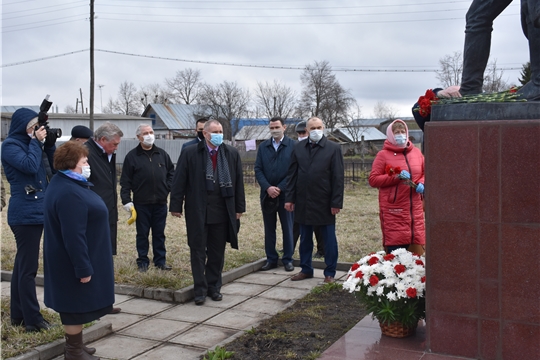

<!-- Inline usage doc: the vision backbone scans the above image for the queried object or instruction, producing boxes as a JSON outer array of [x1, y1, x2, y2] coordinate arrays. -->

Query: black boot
[[64, 331, 100, 360], [518, 1, 540, 100]]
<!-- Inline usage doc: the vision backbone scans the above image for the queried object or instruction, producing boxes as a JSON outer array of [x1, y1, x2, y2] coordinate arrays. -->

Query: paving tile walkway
[[2, 267, 348, 360]]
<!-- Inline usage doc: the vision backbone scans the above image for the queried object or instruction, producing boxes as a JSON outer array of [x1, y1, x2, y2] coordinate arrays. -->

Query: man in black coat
[[285, 117, 344, 283], [86, 122, 123, 256], [181, 118, 207, 151], [170, 119, 245, 305], [120, 124, 175, 272]]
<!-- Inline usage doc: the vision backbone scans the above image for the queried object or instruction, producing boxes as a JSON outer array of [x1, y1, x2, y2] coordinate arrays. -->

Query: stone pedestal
[[424, 103, 540, 359]]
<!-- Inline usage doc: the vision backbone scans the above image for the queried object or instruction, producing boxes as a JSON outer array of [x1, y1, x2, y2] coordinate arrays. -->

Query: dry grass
[[1, 182, 382, 290]]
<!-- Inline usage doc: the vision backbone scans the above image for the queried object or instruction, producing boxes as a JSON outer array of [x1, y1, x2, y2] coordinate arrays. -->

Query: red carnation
[[421, 276, 426, 283], [383, 254, 395, 261], [368, 256, 379, 266], [417, 89, 438, 117], [394, 264, 406, 275], [406, 287, 417, 298], [369, 275, 379, 286], [355, 271, 364, 279], [415, 259, 424, 266], [351, 263, 360, 271]]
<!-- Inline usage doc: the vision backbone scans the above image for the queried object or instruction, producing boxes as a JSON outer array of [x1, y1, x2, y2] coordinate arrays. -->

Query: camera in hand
[[36, 95, 62, 148]]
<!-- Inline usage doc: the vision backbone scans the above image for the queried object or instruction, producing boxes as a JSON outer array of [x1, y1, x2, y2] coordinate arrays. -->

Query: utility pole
[[98, 84, 105, 112], [79, 88, 84, 114], [89, 0, 95, 130]]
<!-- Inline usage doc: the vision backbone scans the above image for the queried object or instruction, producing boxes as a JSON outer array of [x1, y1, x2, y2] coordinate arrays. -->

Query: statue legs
[[518, 0, 540, 100], [460, 0, 513, 95]]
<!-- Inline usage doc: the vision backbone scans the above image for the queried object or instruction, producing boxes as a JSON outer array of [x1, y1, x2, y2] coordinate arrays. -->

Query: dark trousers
[[298, 224, 338, 278], [190, 221, 228, 298], [460, 0, 514, 94], [262, 197, 293, 265], [110, 222, 117, 256], [10, 225, 44, 325], [134, 203, 167, 267], [293, 222, 324, 255]]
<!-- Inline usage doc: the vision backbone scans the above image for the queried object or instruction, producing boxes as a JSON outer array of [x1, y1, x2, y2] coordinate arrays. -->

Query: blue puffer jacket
[[1, 108, 55, 226]]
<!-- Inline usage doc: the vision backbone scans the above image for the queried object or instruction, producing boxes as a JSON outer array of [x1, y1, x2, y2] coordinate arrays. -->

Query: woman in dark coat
[[44, 141, 115, 360], [1, 108, 55, 332]]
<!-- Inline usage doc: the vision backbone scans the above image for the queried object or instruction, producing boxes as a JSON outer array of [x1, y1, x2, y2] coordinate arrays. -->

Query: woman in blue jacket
[[44, 141, 115, 360], [1, 108, 55, 332]]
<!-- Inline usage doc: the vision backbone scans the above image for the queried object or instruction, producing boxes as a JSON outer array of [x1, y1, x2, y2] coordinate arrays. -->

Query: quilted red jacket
[[369, 139, 425, 247]]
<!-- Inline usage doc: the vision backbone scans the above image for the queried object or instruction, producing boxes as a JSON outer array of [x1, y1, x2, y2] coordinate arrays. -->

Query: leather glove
[[416, 183, 425, 194], [123, 202, 134, 212], [398, 170, 411, 180]]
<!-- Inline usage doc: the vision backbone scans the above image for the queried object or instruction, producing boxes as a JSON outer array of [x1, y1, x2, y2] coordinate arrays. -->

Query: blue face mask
[[210, 133, 223, 147], [394, 134, 407, 146]]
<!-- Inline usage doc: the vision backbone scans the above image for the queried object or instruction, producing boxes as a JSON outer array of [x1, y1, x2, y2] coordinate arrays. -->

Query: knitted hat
[[71, 125, 93, 139]]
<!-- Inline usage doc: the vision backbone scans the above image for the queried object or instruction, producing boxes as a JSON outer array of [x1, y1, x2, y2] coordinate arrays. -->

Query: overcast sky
[[1, 0, 528, 119]]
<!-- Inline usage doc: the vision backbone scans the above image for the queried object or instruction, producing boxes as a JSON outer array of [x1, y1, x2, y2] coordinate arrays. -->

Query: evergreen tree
[[518, 62, 531, 85]]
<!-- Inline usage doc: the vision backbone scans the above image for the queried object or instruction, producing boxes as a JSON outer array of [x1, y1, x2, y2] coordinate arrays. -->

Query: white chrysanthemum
[[386, 291, 397, 301], [376, 286, 385, 296]]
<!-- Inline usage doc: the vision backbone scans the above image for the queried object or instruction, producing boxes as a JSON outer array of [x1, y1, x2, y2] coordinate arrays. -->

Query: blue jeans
[[262, 196, 294, 265], [299, 224, 338, 278], [134, 203, 167, 267]]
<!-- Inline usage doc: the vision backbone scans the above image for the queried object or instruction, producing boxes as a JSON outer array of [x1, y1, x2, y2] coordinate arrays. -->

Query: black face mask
[[197, 131, 204, 140]]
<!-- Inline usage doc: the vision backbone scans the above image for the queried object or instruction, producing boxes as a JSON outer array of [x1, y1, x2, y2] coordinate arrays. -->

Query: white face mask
[[298, 136, 308, 141], [142, 134, 155, 146], [270, 129, 284, 139], [394, 134, 407, 146], [309, 129, 323, 142], [81, 165, 91, 179]]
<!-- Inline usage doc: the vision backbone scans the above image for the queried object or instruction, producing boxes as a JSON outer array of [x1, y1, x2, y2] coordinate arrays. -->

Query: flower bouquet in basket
[[342, 248, 426, 338]]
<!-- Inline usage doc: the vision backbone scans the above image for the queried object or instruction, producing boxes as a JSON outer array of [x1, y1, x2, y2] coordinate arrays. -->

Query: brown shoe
[[324, 276, 335, 283], [291, 272, 313, 281], [109, 307, 121, 314]]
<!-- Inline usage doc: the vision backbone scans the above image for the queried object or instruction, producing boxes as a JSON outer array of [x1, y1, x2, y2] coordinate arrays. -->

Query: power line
[[2, 1, 87, 15], [1, 19, 86, 33], [2, 5, 88, 20], [1, 48, 522, 72], [2, 14, 88, 29]]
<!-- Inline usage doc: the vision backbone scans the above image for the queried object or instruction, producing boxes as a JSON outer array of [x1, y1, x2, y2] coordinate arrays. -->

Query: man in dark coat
[[181, 118, 207, 151], [121, 124, 175, 272], [86, 122, 123, 256], [170, 119, 245, 306], [254, 117, 295, 272], [285, 117, 344, 283], [86, 122, 123, 314]]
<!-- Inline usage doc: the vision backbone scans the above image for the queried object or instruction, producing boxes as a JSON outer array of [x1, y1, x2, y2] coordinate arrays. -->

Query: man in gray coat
[[285, 117, 344, 283]]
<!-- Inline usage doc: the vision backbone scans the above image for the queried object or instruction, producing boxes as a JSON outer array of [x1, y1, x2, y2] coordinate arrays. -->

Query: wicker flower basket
[[379, 321, 417, 338]]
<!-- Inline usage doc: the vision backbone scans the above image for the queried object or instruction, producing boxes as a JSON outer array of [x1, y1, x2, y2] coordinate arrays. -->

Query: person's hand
[[284, 202, 294, 212], [236, 213, 243, 220], [80, 276, 91, 283], [171, 212, 183, 218], [331, 208, 340, 215], [398, 170, 411, 180], [34, 126, 47, 142], [123, 202, 134, 212], [437, 85, 461, 98], [416, 183, 425, 194], [266, 186, 280, 198]]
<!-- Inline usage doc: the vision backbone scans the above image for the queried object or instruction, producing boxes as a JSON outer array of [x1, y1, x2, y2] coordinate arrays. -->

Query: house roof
[[142, 104, 211, 130], [333, 126, 387, 142], [234, 125, 271, 141], [349, 118, 388, 127]]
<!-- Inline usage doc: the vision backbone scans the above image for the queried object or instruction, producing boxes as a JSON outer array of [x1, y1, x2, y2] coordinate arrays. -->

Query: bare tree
[[113, 81, 141, 116], [373, 101, 397, 120], [138, 83, 170, 110], [435, 51, 463, 88], [436, 51, 512, 92], [166, 68, 202, 104], [64, 105, 76, 114], [254, 80, 297, 119], [198, 81, 251, 140], [102, 97, 117, 114], [483, 60, 512, 92], [298, 60, 353, 129]]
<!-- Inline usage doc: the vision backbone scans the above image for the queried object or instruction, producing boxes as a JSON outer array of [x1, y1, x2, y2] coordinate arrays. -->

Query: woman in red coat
[[369, 119, 425, 254]]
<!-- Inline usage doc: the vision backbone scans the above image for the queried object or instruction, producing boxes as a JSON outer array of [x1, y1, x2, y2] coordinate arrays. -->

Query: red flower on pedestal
[[416, 89, 438, 117]]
